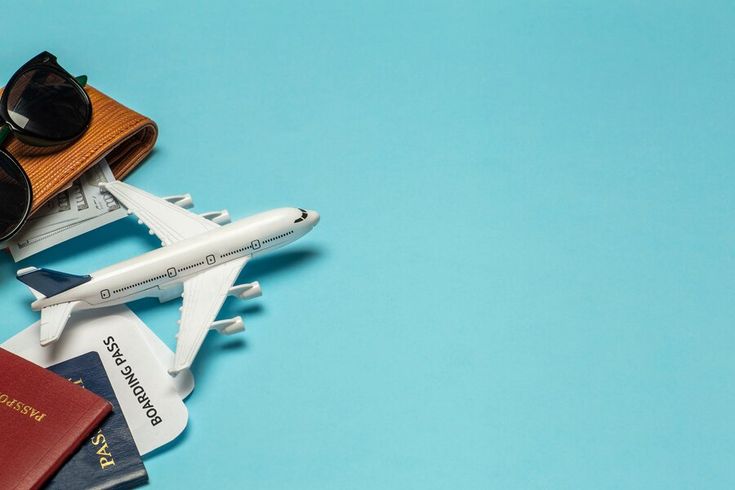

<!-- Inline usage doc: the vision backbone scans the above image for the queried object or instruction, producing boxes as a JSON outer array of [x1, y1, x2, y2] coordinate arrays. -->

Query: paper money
[[5, 158, 128, 261]]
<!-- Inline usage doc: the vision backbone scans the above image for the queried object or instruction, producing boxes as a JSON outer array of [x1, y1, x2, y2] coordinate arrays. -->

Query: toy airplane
[[17, 181, 320, 375]]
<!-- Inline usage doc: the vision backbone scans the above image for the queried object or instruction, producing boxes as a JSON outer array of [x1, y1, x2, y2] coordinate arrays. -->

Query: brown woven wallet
[[0, 85, 157, 214]]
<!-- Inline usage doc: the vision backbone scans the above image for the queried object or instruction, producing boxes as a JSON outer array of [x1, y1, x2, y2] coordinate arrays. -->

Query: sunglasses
[[0, 51, 92, 241]]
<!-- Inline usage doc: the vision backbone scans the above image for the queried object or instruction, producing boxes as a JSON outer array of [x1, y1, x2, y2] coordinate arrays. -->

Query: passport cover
[[46, 352, 149, 490], [0, 347, 112, 490]]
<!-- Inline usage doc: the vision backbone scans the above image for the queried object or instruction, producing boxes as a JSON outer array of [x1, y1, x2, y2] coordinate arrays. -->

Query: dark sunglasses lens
[[5, 68, 90, 142], [0, 151, 31, 240]]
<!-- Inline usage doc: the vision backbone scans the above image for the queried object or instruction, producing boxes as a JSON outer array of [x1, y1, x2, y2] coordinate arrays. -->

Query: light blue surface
[[2, 2, 734, 488]]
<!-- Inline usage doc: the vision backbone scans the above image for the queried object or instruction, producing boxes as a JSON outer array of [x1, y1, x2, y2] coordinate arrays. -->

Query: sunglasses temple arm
[[75, 75, 88, 87]]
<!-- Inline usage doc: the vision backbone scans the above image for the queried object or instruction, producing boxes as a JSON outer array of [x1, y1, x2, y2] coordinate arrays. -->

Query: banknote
[[4, 158, 128, 261]]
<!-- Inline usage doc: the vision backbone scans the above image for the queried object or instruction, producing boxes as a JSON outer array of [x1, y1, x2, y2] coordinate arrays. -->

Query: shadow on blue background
[[2, 1, 735, 489]]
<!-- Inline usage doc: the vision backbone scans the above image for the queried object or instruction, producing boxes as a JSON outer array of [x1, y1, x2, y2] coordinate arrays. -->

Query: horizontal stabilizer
[[17, 267, 91, 298], [40, 301, 79, 345]]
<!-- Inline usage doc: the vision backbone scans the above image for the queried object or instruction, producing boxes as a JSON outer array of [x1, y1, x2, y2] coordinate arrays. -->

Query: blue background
[[2, 1, 734, 488]]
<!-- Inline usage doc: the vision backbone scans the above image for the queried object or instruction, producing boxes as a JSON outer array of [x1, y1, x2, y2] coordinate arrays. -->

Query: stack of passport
[[0, 348, 148, 490]]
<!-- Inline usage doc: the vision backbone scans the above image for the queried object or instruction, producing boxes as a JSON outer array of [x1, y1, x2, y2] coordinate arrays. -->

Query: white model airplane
[[17, 181, 320, 375]]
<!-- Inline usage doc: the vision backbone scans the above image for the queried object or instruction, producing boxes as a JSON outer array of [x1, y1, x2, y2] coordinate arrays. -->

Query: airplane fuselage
[[32, 207, 319, 311]]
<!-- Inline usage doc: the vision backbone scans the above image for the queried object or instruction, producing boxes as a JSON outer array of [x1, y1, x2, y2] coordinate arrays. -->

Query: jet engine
[[228, 282, 262, 300], [200, 210, 231, 225], [163, 194, 194, 208], [210, 316, 245, 335]]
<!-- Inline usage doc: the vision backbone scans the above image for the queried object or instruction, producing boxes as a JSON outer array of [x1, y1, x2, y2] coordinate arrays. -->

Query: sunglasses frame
[[0, 51, 92, 147], [0, 148, 32, 241], [0, 52, 92, 241]]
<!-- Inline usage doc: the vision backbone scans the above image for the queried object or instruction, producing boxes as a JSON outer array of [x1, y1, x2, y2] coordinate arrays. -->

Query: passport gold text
[[0, 392, 47, 422]]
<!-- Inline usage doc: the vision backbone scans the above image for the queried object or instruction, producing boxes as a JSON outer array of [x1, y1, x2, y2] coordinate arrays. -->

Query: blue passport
[[46, 352, 148, 490]]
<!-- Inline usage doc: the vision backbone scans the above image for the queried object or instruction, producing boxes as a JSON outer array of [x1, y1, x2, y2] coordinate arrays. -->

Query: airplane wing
[[101, 181, 218, 246], [39, 301, 79, 346], [170, 256, 249, 374]]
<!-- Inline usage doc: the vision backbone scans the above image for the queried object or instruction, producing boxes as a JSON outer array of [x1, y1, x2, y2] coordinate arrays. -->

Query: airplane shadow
[[0, 190, 327, 460], [188, 248, 324, 385], [131, 246, 324, 384], [144, 422, 192, 462], [5, 226, 324, 385], [128, 248, 325, 460], [239, 247, 323, 282]]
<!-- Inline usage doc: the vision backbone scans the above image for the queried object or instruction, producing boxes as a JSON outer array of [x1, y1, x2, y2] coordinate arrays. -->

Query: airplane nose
[[309, 210, 320, 226]]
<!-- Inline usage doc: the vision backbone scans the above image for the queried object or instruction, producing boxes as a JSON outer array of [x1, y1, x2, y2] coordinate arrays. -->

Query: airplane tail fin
[[16, 267, 92, 298]]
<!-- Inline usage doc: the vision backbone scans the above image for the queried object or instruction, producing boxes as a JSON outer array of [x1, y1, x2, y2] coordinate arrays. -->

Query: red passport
[[0, 348, 112, 490]]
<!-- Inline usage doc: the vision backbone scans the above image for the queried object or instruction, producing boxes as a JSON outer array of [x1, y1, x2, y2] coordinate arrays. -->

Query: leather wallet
[[0, 85, 157, 214]]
